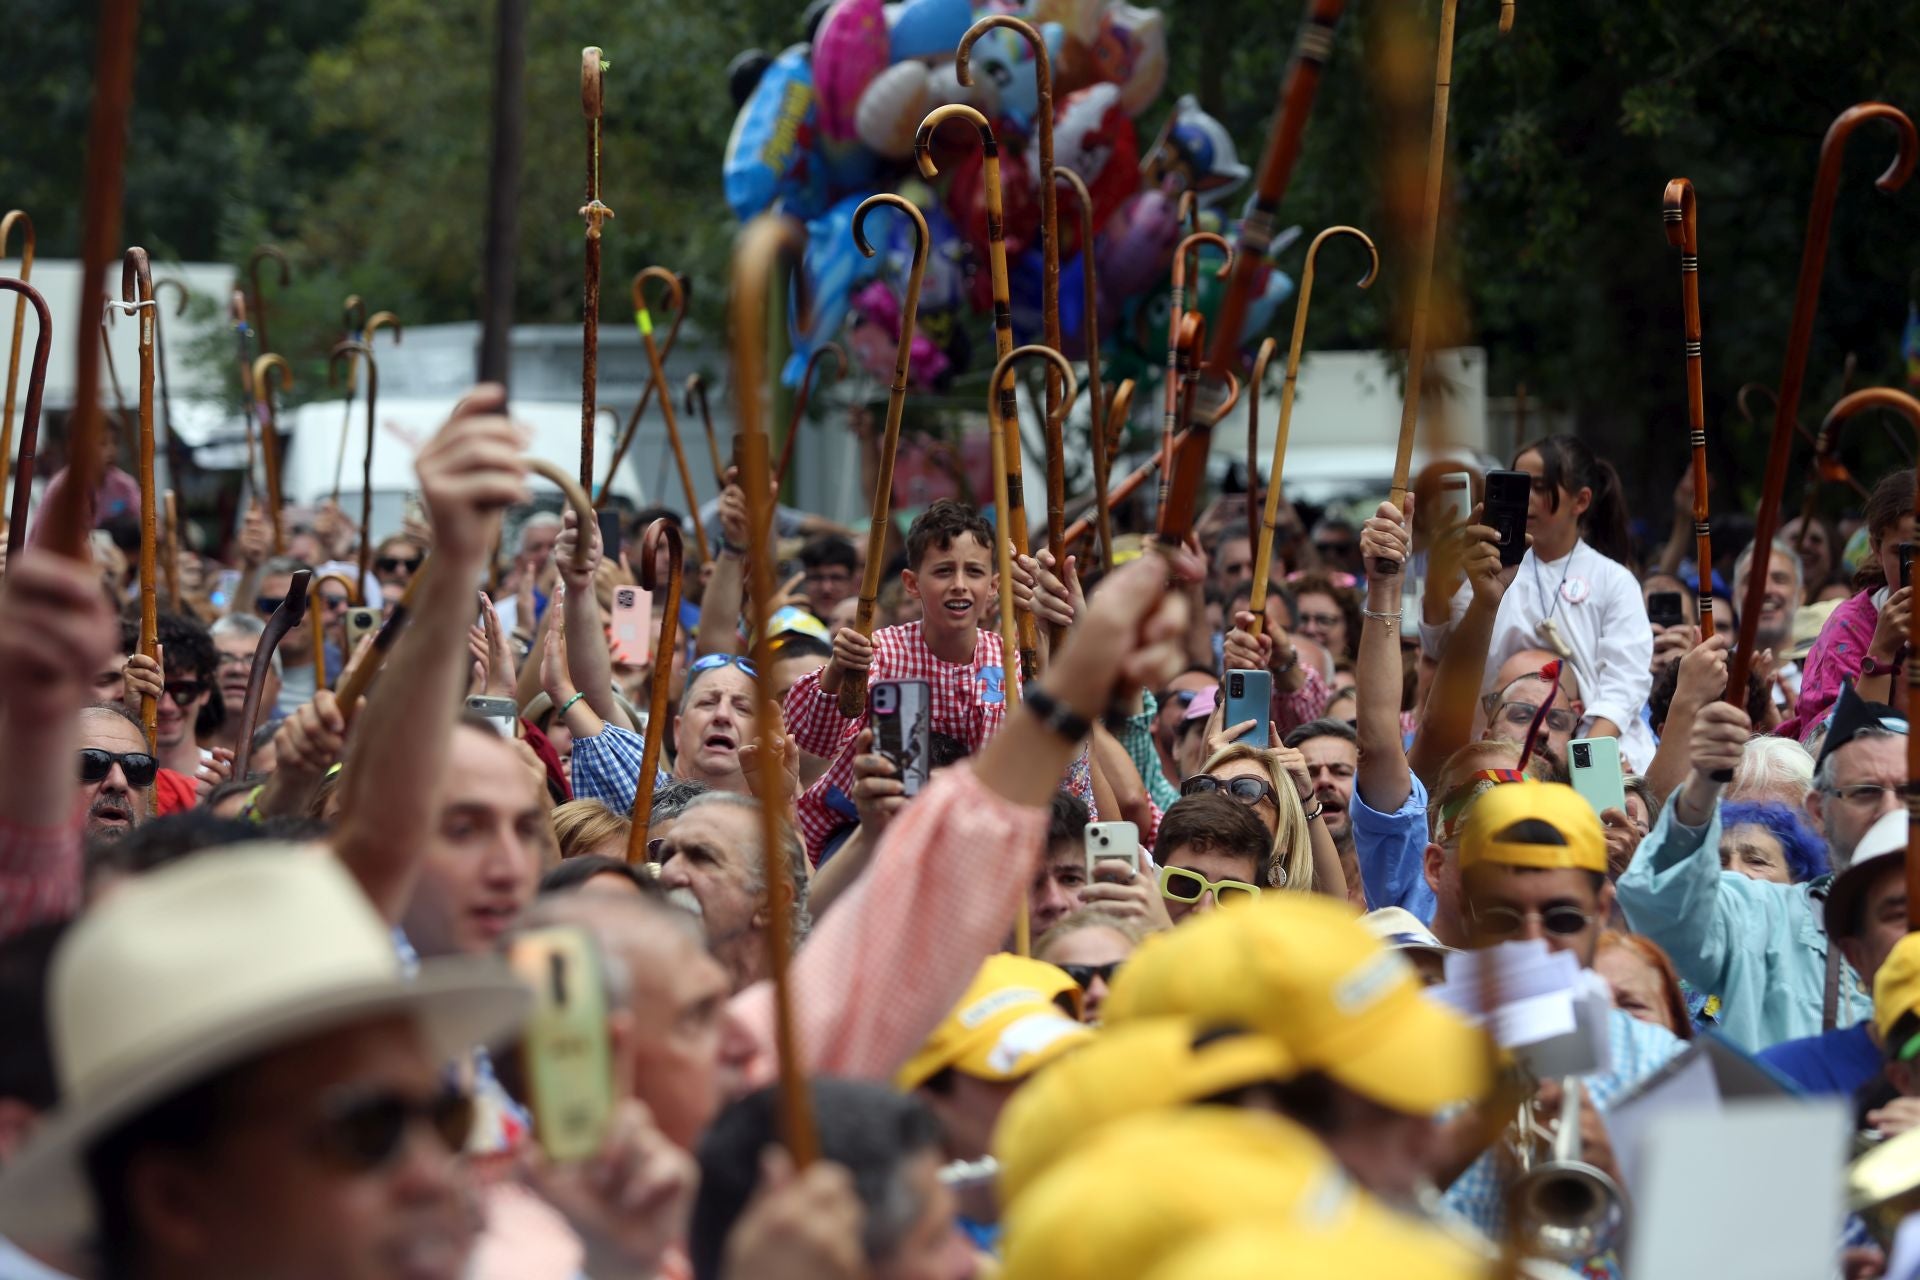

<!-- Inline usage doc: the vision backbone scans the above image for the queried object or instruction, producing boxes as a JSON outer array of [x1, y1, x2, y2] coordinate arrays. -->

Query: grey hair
[[210, 613, 281, 678], [1731, 734, 1814, 805], [1733, 536, 1805, 601], [1813, 725, 1901, 795], [650, 777, 712, 824], [682, 791, 811, 945], [518, 511, 563, 555]]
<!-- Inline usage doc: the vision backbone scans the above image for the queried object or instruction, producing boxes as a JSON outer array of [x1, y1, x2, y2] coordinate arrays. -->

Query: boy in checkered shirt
[[785, 500, 1021, 863]]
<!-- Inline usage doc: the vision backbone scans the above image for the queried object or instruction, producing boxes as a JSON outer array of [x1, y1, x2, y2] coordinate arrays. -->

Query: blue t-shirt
[[1756, 1022, 1880, 1098], [1350, 771, 1436, 922]]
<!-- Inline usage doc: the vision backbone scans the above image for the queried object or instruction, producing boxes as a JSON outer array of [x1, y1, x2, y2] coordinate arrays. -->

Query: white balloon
[[856, 60, 935, 160]]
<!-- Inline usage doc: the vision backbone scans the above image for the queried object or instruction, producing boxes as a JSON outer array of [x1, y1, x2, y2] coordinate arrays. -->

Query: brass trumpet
[[1508, 1076, 1628, 1263], [1849, 1122, 1920, 1248]]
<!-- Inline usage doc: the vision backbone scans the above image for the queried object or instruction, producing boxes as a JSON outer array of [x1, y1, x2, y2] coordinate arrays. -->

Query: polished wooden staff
[[1726, 103, 1918, 711], [0, 279, 50, 567], [330, 338, 379, 588], [579, 46, 614, 491], [1383, 0, 1516, 569], [1203, 0, 1347, 389], [1810, 389, 1920, 927], [916, 103, 1041, 678], [839, 194, 929, 718], [333, 296, 367, 508], [624, 518, 682, 863], [1663, 178, 1715, 632], [1245, 337, 1279, 563], [228, 290, 264, 503], [1053, 167, 1110, 573], [0, 211, 34, 512], [252, 354, 292, 554], [41, 0, 140, 562], [684, 373, 726, 489], [162, 489, 180, 610], [598, 274, 690, 508], [247, 245, 290, 359], [731, 212, 819, 1168], [1248, 227, 1376, 639], [1161, 232, 1232, 507], [631, 268, 712, 564], [117, 249, 160, 746], [234, 569, 310, 779], [1157, 320, 1227, 545]]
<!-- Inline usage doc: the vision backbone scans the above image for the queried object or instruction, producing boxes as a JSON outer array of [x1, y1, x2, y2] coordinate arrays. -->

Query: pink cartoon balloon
[[1046, 82, 1139, 245], [813, 0, 891, 143]]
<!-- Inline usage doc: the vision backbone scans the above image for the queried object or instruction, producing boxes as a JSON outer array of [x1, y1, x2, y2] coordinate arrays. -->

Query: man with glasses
[[242, 555, 321, 715], [75, 705, 152, 846], [1479, 665, 1581, 781], [1152, 794, 1269, 924], [1311, 516, 1362, 578], [209, 615, 281, 752], [1616, 686, 1897, 1051], [130, 612, 225, 785], [797, 535, 859, 622], [370, 535, 426, 595]]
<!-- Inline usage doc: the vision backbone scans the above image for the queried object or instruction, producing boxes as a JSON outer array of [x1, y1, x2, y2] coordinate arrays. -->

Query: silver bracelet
[[1359, 605, 1400, 627]]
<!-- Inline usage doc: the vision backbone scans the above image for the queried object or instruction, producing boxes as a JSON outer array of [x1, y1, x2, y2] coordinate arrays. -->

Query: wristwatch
[[1024, 685, 1094, 742], [1861, 653, 1899, 679]]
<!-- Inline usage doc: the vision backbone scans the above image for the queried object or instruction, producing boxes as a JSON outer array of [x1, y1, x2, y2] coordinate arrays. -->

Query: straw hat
[[0, 845, 532, 1241]]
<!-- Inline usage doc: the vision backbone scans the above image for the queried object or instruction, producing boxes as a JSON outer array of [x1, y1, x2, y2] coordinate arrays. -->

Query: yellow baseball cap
[[1874, 933, 1920, 1049], [1002, 1109, 1465, 1280], [1139, 1223, 1489, 1280], [1457, 779, 1607, 874], [1103, 894, 1490, 1115], [992, 1016, 1294, 1203], [895, 954, 1091, 1092]]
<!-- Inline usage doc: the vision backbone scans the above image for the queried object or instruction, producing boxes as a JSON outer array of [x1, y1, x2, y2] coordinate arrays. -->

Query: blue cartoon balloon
[[785, 192, 885, 386], [1008, 245, 1086, 352], [723, 44, 828, 220], [965, 19, 1062, 133], [887, 0, 974, 61]]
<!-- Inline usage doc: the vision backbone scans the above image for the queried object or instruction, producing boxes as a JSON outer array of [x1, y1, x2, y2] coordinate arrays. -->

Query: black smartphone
[[1483, 470, 1532, 568], [1902, 542, 1913, 589], [1647, 591, 1684, 630], [597, 509, 624, 566], [870, 679, 932, 797]]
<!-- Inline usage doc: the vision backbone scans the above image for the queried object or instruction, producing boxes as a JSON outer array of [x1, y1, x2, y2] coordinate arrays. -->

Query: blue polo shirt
[[1350, 771, 1436, 922], [1757, 1023, 1880, 1098]]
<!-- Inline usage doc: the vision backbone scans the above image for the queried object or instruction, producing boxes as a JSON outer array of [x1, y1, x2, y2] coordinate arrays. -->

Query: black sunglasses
[[1180, 774, 1278, 806], [307, 1086, 475, 1173], [164, 680, 208, 705], [375, 556, 423, 575], [1469, 904, 1593, 938], [78, 748, 158, 787], [1060, 961, 1122, 990], [255, 595, 286, 615]]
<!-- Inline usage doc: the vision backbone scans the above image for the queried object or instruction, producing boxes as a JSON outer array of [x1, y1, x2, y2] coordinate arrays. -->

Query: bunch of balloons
[[723, 0, 1294, 393]]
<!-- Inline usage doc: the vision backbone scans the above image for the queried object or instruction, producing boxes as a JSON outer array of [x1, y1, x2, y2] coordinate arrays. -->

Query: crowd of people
[[1, 372, 1918, 1280]]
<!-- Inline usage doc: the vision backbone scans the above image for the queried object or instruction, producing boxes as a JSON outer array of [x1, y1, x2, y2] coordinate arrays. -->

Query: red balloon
[[1048, 83, 1140, 253], [944, 133, 1042, 312]]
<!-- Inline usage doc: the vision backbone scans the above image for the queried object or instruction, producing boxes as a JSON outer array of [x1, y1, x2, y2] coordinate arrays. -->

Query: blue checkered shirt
[[570, 723, 667, 814]]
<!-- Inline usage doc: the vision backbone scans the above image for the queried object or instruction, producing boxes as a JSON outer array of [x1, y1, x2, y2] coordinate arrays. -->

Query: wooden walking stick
[[333, 295, 367, 509], [624, 517, 682, 864], [773, 342, 847, 494], [839, 194, 930, 719], [252, 354, 292, 554], [1245, 336, 1279, 559], [152, 277, 186, 469], [579, 45, 615, 493], [1157, 322, 1242, 546], [330, 339, 379, 587], [631, 268, 712, 565], [101, 297, 132, 436], [1248, 227, 1377, 640], [1053, 167, 1110, 572], [1203, 0, 1347, 387], [1105, 376, 1136, 461], [1058, 376, 1244, 553], [1663, 179, 1715, 634], [1726, 103, 1918, 718], [1382, 0, 1516, 575], [246, 245, 290, 360], [114, 249, 161, 747], [308, 571, 360, 691], [0, 279, 50, 567], [0, 211, 34, 512], [228, 290, 263, 502], [234, 568, 311, 779], [162, 488, 180, 610], [731, 212, 819, 1167], [1806, 388, 1920, 925], [917, 103, 1043, 678], [1161, 232, 1232, 506], [684, 373, 726, 489], [598, 273, 691, 508], [991, 346, 1078, 950]]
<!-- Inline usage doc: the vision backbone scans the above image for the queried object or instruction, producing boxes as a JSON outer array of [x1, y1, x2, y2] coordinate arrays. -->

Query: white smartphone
[[610, 586, 652, 665], [1084, 821, 1140, 883], [1568, 737, 1625, 817], [1436, 470, 1473, 531], [466, 695, 519, 738]]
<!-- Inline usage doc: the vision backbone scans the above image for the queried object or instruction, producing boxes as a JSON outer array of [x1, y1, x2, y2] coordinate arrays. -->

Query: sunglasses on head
[[1060, 961, 1122, 990], [1468, 903, 1594, 938], [689, 654, 757, 677], [1180, 774, 1278, 807], [1158, 865, 1261, 906], [78, 748, 158, 787], [307, 1086, 475, 1173], [375, 556, 423, 575]]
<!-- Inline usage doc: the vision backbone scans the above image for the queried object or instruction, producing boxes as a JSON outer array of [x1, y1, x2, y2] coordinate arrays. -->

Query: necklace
[[1531, 542, 1579, 659]]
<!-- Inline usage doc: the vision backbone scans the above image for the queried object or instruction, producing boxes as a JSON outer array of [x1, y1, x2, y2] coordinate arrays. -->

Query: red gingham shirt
[[0, 814, 82, 940], [786, 621, 1015, 862]]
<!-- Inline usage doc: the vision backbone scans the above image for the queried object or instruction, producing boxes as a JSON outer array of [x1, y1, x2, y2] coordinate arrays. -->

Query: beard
[[86, 793, 137, 842]]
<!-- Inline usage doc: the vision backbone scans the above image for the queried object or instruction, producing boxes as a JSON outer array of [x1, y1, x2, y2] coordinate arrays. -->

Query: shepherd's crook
[[731, 213, 819, 1170], [685, 374, 726, 489], [839, 194, 930, 718], [1162, 232, 1232, 506], [247, 245, 291, 359], [580, 46, 615, 491], [330, 339, 379, 587], [1249, 227, 1377, 640], [1811, 388, 1920, 926], [599, 274, 690, 508], [0, 279, 50, 567], [0, 210, 35, 511], [631, 269, 711, 565], [118, 248, 160, 748], [235, 569, 311, 779], [1663, 179, 1715, 634], [1384, 0, 1516, 571], [774, 343, 847, 494], [229, 290, 262, 501], [1726, 103, 1918, 714], [625, 518, 683, 863], [252, 354, 293, 554], [1053, 167, 1109, 572]]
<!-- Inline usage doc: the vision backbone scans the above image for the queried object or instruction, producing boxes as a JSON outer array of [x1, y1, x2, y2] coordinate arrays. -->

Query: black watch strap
[[1024, 684, 1094, 742]]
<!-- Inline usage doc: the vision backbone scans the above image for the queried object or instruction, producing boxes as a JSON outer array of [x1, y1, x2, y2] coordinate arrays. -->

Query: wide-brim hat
[[0, 845, 531, 1243]]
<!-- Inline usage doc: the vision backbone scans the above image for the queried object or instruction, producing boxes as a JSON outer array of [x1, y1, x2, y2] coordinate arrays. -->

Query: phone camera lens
[[1573, 745, 1589, 767]]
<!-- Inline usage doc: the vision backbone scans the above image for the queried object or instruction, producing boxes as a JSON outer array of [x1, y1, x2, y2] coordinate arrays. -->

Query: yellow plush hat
[[1002, 1109, 1471, 1280], [1875, 933, 1920, 1049], [1139, 1223, 1489, 1280], [1457, 779, 1607, 875], [992, 1016, 1293, 1204], [1103, 894, 1490, 1115], [895, 954, 1090, 1092]]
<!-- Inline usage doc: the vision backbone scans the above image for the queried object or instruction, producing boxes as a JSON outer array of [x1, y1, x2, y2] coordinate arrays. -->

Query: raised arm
[[1407, 521, 1507, 787], [1355, 500, 1415, 814], [223, 504, 271, 620], [333, 386, 530, 922], [695, 471, 750, 658], [552, 509, 633, 730]]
